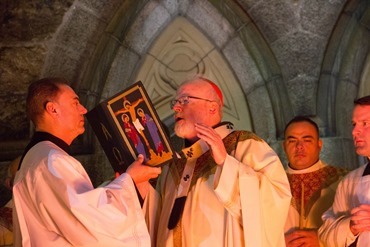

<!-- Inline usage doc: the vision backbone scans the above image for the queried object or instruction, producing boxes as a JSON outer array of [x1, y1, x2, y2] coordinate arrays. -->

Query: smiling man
[[143, 76, 291, 247], [283, 116, 347, 247], [319, 95, 370, 246]]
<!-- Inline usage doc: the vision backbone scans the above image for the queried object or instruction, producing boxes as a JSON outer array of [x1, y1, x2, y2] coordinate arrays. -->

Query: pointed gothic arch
[[53, 0, 293, 182], [133, 16, 252, 133]]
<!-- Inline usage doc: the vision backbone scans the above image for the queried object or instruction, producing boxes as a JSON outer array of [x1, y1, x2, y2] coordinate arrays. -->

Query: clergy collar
[[287, 159, 323, 174], [18, 131, 70, 170], [362, 161, 370, 176], [31, 132, 70, 154]]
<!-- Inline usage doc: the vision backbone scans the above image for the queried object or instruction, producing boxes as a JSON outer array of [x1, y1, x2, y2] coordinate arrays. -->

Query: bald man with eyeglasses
[[142, 76, 292, 247]]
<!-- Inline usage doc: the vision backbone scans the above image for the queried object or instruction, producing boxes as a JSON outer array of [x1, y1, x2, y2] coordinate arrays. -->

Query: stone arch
[[77, 1, 292, 145], [133, 16, 252, 134], [316, 0, 369, 169]]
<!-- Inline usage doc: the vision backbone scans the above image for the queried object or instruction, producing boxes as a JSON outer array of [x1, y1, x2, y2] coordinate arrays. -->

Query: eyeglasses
[[170, 96, 214, 109]]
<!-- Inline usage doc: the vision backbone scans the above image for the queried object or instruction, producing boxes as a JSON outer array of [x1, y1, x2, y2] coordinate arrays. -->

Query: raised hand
[[195, 123, 227, 166]]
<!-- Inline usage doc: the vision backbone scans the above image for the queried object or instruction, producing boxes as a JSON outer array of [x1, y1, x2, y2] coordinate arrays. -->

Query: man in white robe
[[319, 95, 370, 246], [143, 76, 292, 246], [12, 77, 161, 247], [283, 116, 347, 247]]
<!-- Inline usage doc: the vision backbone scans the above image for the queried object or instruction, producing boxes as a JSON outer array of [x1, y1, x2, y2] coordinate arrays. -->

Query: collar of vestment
[[173, 122, 234, 190], [183, 121, 234, 148], [18, 131, 70, 170], [287, 160, 325, 174], [170, 122, 262, 187]]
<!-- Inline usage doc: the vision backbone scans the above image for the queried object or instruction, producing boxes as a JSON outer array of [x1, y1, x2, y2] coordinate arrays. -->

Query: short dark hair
[[354, 95, 370, 106], [284, 116, 319, 137], [26, 77, 69, 125]]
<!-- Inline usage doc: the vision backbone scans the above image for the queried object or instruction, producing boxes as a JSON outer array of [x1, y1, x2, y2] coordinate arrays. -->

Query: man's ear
[[209, 102, 219, 114], [318, 138, 323, 151], [45, 101, 58, 115]]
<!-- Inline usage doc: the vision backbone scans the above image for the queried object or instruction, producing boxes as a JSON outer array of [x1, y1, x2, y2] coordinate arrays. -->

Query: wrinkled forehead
[[176, 80, 212, 97]]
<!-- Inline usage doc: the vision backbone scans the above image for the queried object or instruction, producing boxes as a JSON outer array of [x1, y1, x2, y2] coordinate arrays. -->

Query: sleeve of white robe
[[27, 149, 149, 246], [213, 138, 292, 247], [142, 183, 161, 246], [318, 170, 359, 247]]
